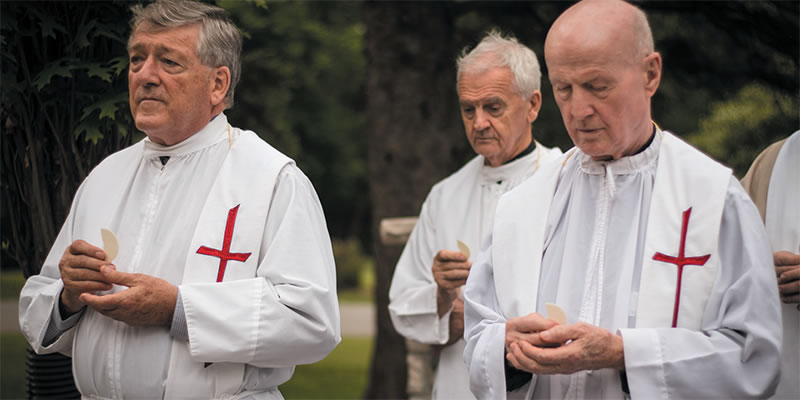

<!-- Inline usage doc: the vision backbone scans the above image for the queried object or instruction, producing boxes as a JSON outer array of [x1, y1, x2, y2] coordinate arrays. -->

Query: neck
[[485, 131, 534, 167], [591, 122, 655, 161], [146, 114, 220, 146], [505, 134, 537, 164]]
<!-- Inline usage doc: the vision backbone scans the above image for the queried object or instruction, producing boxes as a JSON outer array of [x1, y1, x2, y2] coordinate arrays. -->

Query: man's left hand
[[80, 265, 178, 327], [775, 251, 800, 305], [506, 322, 625, 375]]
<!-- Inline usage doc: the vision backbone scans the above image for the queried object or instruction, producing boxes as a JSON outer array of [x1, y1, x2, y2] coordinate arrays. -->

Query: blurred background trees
[[1, 1, 797, 399], [1, 1, 136, 278]]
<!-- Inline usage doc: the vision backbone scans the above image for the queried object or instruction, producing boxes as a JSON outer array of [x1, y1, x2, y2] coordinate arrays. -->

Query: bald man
[[462, 0, 782, 398]]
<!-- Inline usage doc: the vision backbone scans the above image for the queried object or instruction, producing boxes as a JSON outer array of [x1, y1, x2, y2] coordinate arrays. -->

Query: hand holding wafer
[[505, 308, 625, 374], [432, 242, 472, 317], [432, 248, 471, 290], [545, 303, 567, 325], [57, 229, 117, 315], [457, 240, 470, 259], [101, 228, 119, 263]]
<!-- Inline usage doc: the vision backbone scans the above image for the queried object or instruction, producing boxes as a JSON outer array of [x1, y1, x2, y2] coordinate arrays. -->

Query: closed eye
[[555, 85, 572, 94], [485, 104, 503, 116], [554, 85, 572, 100]]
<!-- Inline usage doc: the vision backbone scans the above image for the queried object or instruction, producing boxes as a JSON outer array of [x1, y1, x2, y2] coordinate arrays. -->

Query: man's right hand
[[58, 240, 113, 316], [432, 249, 471, 318], [506, 316, 625, 374], [775, 251, 800, 305], [505, 313, 560, 352]]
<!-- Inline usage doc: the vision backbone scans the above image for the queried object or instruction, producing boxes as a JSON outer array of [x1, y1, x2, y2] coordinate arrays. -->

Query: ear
[[643, 52, 661, 97], [209, 66, 231, 107], [526, 90, 542, 124]]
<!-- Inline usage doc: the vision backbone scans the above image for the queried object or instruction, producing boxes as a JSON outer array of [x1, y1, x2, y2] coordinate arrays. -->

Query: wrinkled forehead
[[128, 21, 201, 51], [547, 44, 630, 76], [546, 35, 638, 82], [457, 66, 517, 99]]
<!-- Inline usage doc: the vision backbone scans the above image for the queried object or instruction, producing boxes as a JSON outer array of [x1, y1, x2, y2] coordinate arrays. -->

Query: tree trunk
[[364, 2, 467, 398]]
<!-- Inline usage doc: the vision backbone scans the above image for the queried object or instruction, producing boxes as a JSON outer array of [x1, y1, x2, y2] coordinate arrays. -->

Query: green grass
[[279, 337, 372, 399], [0, 333, 373, 399], [1, 333, 27, 399], [1, 271, 25, 301]]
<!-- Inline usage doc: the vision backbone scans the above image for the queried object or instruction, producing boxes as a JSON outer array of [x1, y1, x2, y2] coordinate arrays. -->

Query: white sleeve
[[463, 233, 515, 399], [19, 182, 88, 356], [621, 177, 782, 399], [388, 191, 451, 344], [180, 165, 341, 367]]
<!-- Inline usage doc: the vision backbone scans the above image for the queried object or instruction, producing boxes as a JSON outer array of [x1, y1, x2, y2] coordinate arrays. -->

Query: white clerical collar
[[578, 129, 662, 175], [142, 113, 229, 159], [479, 141, 542, 184]]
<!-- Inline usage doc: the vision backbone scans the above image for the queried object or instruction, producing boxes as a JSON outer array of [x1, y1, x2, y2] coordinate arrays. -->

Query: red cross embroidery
[[652, 207, 711, 328], [196, 205, 251, 282]]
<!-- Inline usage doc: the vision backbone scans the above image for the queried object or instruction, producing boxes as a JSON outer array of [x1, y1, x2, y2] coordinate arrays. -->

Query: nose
[[472, 109, 491, 132], [131, 57, 160, 89], [570, 89, 594, 120]]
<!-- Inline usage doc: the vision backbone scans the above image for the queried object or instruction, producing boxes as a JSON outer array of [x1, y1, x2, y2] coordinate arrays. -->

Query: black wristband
[[505, 351, 533, 392], [620, 370, 630, 394]]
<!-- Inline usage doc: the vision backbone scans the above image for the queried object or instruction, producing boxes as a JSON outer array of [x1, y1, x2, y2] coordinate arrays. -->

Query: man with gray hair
[[464, 0, 781, 398], [389, 30, 561, 399], [19, 0, 340, 398]]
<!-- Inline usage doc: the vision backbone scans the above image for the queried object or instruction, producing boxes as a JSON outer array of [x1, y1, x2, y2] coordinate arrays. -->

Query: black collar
[[505, 135, 536, 164], [633, 126, 657, 156]]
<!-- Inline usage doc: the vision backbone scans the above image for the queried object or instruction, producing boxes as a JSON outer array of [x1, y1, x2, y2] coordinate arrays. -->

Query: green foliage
[[279, 337, 372, 399], [1, 3, 133, 141], [220, 1, 369, 242], [689, 84, 799, 177], [1, 1, 136, 275], [338, 287, 374, 304], [646, 1, 798, 146], [31, 59, 74, 90], [1, 270, 26, 301], [332, 238, 374, 291]]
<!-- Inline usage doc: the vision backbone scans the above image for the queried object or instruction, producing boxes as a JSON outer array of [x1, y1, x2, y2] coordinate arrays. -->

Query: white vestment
[[765, 131, 800, 399], [19, 114, 341, 399], [464, 131, 782, 399], [389, 142, 562, 399]]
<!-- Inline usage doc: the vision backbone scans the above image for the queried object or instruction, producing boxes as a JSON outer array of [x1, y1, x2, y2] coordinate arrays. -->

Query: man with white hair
[[19, 1, 340, 398], [389, 30, 561, 399], [463, 0, 782, 398]]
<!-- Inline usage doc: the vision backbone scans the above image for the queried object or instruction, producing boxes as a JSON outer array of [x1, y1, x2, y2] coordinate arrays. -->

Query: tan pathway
[[1, 300, 19, 333], [339, 302, 374, 337]]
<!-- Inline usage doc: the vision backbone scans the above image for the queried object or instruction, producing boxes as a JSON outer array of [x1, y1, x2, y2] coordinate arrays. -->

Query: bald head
[[543, 0, 662, 161], [545, 0, 653, 67]]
